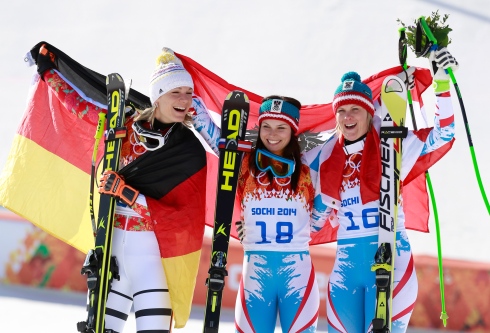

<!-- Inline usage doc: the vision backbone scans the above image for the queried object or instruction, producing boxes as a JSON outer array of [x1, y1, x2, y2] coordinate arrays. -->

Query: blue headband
[[258, 99, 300, 132]]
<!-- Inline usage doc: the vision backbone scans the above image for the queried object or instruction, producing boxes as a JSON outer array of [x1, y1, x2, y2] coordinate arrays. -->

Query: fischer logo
[[221, 108, 240, 191], [379, 136, 393, 232]]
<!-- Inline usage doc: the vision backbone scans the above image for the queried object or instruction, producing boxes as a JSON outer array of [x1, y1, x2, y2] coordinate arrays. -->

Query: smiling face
[[154, 86, 193, 124], [335, 104, 371, 141], [259, 119, 292, 156]]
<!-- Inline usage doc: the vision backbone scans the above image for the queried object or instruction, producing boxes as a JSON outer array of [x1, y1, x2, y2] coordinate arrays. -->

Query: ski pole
[[89, 112, 106, 236], [399, 27, 448, 327], [418, 16, 490, 216]]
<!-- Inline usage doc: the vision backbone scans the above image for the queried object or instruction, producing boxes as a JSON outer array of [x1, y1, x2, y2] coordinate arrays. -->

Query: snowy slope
[[0, 0, 488, 264], [1, 284, 457, 333]]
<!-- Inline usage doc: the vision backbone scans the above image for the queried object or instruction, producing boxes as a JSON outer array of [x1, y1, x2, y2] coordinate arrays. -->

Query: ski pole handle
[[418, 16, 437, 45], [398, 27, 414, 105], [398, 27, 408, 67]]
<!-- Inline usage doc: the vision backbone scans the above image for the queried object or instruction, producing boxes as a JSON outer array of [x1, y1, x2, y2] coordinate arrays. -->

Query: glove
[[235, 220, 245, 243], [396, 66, 415, 91], [37, 44, 57, 81], [429, 47, 458, 93], [98, 170, 139, 206]]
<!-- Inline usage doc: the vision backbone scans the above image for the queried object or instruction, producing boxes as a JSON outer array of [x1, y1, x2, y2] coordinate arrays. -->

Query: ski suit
[[104, 116, 207, 332], [192, 97, 328, 333], [308, 92, 455, 333]]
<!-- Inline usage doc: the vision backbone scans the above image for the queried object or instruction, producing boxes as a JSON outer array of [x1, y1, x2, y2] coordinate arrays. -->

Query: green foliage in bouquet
[[397, 10, 452, 58]]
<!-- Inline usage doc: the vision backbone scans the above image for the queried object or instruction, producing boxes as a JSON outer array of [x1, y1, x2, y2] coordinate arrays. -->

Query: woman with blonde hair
[[315, 48, 459, 333]]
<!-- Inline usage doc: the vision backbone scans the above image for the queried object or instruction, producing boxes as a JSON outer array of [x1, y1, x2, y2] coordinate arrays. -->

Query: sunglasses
[[256, 149, 295, 178], [131, 121, 174, 151]]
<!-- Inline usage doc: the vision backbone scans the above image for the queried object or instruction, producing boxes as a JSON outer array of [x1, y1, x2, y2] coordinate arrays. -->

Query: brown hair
[[250, 95, 302, 191]]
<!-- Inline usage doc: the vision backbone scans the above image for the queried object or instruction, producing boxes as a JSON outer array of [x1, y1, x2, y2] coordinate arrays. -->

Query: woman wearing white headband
[[98, 47, 207, 332], [35, 46, 208, 331]]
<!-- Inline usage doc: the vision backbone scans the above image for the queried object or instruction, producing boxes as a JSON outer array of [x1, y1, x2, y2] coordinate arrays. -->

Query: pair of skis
[[203, 91, 251, 333], [77, 73, 126, 333]]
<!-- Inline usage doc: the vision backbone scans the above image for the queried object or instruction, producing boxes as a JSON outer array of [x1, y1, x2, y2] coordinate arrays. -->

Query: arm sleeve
[[191, 96, 221, 156], [419, 93, 455, 156], [401, 93, 455, 180], [302, 148, 334, 232]]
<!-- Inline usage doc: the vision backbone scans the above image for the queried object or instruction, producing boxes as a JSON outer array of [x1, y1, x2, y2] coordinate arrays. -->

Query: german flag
[[0, 42, 207, 328]]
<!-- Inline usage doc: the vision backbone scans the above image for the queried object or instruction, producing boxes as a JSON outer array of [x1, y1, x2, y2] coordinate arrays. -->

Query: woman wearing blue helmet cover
[[192, 94, 328, 332]]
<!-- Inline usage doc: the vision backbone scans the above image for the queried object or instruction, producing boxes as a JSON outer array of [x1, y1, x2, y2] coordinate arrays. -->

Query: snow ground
[[0, 283, 328, 333], [0, 283, 459, 333]]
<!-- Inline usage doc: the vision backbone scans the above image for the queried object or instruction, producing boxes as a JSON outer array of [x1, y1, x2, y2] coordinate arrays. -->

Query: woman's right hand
[[235, 220, 245, 243], [429, 47, 459, 93], [99, 170, 139, 206]]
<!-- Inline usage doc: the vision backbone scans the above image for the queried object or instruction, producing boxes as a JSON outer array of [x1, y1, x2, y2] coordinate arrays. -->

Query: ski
[[371, 75, 408, 333], [77, 73, 127, 333], [203, 91, 251, 333]]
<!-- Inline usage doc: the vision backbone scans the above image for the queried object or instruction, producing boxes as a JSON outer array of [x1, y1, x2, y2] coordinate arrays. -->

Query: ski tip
[[225, 90, 249, 103], [382, 75, 405, 94], [381, 75, 407, 122], [106, 73, 124, 85]]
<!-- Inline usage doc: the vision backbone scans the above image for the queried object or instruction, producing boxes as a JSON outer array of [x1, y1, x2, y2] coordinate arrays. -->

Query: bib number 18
[[255, 221, 293, 244]]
